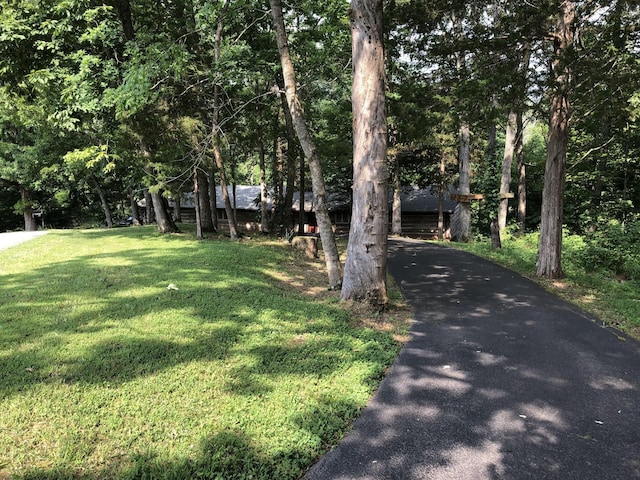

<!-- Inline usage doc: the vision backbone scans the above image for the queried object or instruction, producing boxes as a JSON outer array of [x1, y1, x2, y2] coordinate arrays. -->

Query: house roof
[[397, 186, 457, 214], [175, 185, 456, 214], [180, 186, 271, 211]]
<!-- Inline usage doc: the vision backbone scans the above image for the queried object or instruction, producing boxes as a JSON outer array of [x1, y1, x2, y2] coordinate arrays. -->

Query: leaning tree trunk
[[450, 123, 472, 242], [20, 187, 38, 231], [498, 111, 517, 231], [129, 190, 142, 225], [150, 190, 179, 233], [537, 0, 574, 279], [91, 174, 113, 228], [270, 0, 343, 289], [341, 0, 388, 307]]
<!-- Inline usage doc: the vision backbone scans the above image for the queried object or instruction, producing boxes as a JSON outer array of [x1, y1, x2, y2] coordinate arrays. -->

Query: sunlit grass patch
[[0, 226, 409, 479]]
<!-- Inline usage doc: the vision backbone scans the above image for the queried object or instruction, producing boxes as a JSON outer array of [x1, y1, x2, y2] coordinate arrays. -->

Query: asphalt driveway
[[304, 238, 640, 480]]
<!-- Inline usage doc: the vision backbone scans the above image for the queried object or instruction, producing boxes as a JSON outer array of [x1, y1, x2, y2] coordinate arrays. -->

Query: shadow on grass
[[1, 228, 400, 479]]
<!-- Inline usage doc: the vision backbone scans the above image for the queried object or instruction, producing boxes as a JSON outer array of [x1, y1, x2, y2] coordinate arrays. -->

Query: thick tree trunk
[[150, 190, 179, 233], [498, 111, 517, 231], [391, 154, 402, 235], [270, 0, 343, 289], [20, 187, 38, 231], [451, 123, 471, 242], [341, 0, 388, 307], [537, 0, 574, 279], [197, 168, 215, 233]]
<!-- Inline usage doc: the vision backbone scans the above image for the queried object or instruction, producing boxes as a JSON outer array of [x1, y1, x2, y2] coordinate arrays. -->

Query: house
[[175, 185, 456, 238]]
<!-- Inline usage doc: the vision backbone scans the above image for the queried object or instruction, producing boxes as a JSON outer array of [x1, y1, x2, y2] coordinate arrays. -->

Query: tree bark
[[20, 187, 38, 231], [194, 166, 203, 239], [129, 190, 142, 225], [537, 0, 574, 279], [150, 190, 179, 233], [341, 0, 388, 307], [437, 155, 445, 241], [516, 113, 526, 235], [270, 0, 343, 289], [208, 166, 218, 231], [391, 154, 402, 235], [197, 168, 215, 232], [144, 188, 154, 224], [498, 111, 517, 231], [91, 174, 113, 228], [451, 123, 471, 242], [256, 83, 270, 233]]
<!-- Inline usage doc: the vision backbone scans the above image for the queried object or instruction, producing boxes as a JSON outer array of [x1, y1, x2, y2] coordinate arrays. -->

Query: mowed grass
[[0, 226, 407, 480], [451, 232, 640, 340]]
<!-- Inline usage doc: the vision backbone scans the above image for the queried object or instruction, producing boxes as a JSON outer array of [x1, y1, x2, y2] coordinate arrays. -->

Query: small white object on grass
[[167, 284, 179, 291]]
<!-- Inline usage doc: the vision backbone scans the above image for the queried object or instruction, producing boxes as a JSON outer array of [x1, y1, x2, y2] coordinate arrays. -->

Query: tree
[[537, 0, 575, 279], [270, 0, 343, 290], [341, 0, 388, 307]]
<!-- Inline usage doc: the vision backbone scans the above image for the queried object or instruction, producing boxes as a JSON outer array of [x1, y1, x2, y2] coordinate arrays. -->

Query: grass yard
[[451, 232, 640, 340], [0, 226, 408, 480]]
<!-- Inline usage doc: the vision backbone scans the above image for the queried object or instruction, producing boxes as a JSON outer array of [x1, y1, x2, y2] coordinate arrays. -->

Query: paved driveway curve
[[0, 230, 49, 252], [304, 238, 640, 480]]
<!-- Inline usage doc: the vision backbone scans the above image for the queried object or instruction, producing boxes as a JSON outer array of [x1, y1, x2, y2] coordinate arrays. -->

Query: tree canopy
[[1, 0, 639, 280]]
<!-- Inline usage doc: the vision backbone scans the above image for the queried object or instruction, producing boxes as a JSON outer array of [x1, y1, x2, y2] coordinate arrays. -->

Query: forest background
[[1, 0, 640, 284]]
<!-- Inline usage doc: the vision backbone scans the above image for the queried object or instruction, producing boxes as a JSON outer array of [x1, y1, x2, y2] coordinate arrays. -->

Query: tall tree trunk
[[438, 155, 445, 241], [197, 168, 215, 232], [516, 113, 527, 235], [211, 0, 237, 238], [391, 154, 402, 235], [270, 0, 343, 289], [279, 84, 298, 231], [341, 0, 388, 306], [20, 187, 38, 231], [150, 190, 179, 233], [208, 167, 218, 231], [451, 123, 472, 242], [91, 174, 113, 228], [144, 188, 154, 224], [173, 196, 182, 223], [537, 0, 574, 279], [256, 83, 270, 233], [498, 111, 517, 231], [194, 166, 203, 240]]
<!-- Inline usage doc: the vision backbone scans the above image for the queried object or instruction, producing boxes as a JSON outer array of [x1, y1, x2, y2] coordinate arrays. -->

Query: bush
[[577, 219, 640, 280]]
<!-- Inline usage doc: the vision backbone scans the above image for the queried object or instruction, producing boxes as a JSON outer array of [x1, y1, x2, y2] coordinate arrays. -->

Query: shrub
[[577, 218, 640, 280]]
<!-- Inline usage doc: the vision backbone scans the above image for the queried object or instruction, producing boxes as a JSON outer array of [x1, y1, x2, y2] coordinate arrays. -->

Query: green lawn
[[450, 232, 640, 340], [0, 226, 406, 480]]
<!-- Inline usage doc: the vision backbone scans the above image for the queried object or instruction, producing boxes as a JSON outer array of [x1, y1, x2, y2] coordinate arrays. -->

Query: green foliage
[[573, 219, 640, 281]]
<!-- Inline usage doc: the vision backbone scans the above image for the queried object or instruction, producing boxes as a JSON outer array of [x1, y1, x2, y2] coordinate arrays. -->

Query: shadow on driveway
[[304, 239, 640, 480]]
